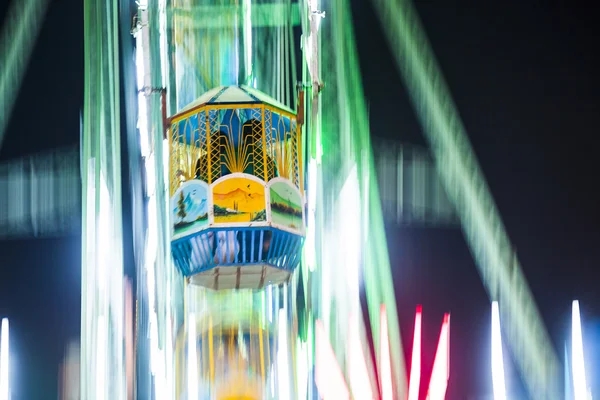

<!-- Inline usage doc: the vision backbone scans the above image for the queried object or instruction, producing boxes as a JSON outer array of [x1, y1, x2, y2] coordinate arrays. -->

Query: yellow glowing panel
[[213, 176, 267, 223], [215, 373, 262, 400]]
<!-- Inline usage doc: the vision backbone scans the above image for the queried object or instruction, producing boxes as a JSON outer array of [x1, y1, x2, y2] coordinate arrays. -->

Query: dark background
[[0, 0, 599, 398]]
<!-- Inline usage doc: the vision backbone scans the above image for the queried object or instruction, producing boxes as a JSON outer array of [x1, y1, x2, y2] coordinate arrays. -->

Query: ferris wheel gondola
[[169, 85, 305, 290]]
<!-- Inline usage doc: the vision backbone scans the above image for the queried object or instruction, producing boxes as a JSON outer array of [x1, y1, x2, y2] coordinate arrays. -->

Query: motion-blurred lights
[[491, 301, 507, 400], [243, 0, 252, 81], [407, 306, 422, 400], [572, 300, 590, 400], [0, 318, 9, 400], [380, 305, 393, 400], [339, 166, 361, 303], [187, 313, 198, 399], [97, 173, 112, 294], [134, 21, 149, 158], [426, 314, 450, 400], [277, 309, 291, 400], [296, 339, 309, 400], [348, 314, 374, 400], [96, 316, 106, 400], [158, 0, 168, 88], [304, 159, 318, 272], [315, 320, 350, 399]]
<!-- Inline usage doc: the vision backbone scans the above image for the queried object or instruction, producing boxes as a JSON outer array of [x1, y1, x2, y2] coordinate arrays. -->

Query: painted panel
[[212, 175, 267, 223], [171, 180, 210, 239], [269, 179, 303, 234]]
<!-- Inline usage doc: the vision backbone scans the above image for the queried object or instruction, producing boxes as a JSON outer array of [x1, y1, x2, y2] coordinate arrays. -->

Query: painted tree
[[177, 191, 187, 221]]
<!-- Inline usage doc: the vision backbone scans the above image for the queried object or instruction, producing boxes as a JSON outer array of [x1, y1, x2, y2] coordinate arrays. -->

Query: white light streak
[[296, 339, 309, 400], [134, 14, 149, 158], [380, 306, 393, 400], [0, 318, 9, 400], [267, 285, 273, 323], [188, 313, 198, 399], [96, 316, 107, 400], [315, 320, 350, 399], [305, 159, 317, 271], [270, 365, 275, 397], [426, 314, 450, 400], [277, 309, 291, 400], [145, 153, 156, 196], [137, 93, 150, 157], [158, 0, 168, 88], [572, 301, 589, 400], [97, 173, 112, 294], [491, 301, 507, 400], [243, 0, 253, 82], [348, 314, 374, 400], [407, 307, 422, 400], [339, 166, 361, 305]]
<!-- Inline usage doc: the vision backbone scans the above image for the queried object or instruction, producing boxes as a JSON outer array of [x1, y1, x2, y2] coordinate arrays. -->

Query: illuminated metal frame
[[169, 103, 302, 191]]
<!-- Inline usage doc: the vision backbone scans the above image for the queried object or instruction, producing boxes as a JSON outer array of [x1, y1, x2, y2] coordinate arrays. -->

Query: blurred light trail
[[380, 305, 393, 400], [407, 306, 422, 400], [425, 313, 450, 400], [572, 301, 589, 400], [0, 0, 51, 150], [0, 318, 8, 400], [492, 302, 507, 400]]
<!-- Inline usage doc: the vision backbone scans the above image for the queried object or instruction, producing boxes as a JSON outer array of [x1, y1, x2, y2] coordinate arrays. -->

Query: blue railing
[[172, 227, 304, 278]]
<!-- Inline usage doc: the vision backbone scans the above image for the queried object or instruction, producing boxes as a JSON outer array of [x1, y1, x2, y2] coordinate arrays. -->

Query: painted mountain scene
[[171, 181, 209, 236], [213, 177, 266, 223], [269, 180, 303, 231]]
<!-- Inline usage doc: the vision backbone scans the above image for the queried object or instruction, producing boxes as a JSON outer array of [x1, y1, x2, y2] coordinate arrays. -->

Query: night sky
[[1, 0, 599, 398]]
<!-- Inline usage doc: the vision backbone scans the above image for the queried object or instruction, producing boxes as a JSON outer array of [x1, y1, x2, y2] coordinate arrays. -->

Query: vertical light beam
[[315, 320, 350, 399], [572, 300, 588, 400], [380, 305, 393, 400], [426, 313, 450, 400], [491, 301, 507, 400], [243, 0, 253, 83], [565, 342, 573, 400], [96, 316, 107, 400], [0, 318, 9, 400], [278, 309, 291, 400], [188, 313, 198, 399], [408, 306, 422, 400], [348, 314, 375, 400]]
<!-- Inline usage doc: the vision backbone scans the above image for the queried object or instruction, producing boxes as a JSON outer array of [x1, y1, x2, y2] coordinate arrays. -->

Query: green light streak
[[243, 0, 253, 84], [314, 0, 408, 394], [82, 0, 126, 398], [0, 0, 50, 150]]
